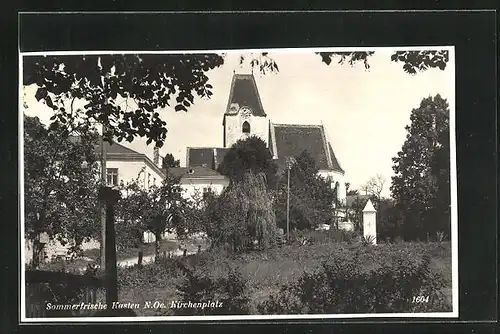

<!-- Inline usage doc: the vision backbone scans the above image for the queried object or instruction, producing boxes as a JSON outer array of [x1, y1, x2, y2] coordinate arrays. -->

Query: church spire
[[224, 72, 266, 117]]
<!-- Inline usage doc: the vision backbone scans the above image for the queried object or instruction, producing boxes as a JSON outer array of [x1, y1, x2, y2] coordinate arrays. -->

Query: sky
[[22, 48, 454, 198]]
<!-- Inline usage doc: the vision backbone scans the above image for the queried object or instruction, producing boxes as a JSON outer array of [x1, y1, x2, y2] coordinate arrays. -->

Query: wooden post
[[99, 186, 120, 310]]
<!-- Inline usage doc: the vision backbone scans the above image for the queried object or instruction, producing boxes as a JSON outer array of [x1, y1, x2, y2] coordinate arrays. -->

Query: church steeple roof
[[224, 73, 266, 117]]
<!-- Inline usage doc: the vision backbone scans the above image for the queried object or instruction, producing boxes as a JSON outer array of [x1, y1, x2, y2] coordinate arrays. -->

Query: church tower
[[222, 73, 268, 148]]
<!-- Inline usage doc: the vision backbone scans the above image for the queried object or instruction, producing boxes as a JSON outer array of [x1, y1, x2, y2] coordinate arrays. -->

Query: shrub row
[[258, 247, 449, 314], [116, 242, 451, 315]]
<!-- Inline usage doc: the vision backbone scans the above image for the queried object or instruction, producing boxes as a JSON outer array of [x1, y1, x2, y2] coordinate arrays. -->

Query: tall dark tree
[[391, 95, 450, 240], [24, 51, 449, 147], [24, 115, 100, 267], [275, 151, 336, 231], [206, 171, 278, 252], [217, 136, 278, 188], [162, 153, 180, 168]]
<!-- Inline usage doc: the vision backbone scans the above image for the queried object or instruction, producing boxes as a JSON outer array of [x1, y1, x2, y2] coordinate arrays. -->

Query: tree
[[274, 151, 336, 231], [217, 136, 278, 188], [115, 180, 149, 266], [360, 174, 386, 202], [115, 171, 187, 263], [179, 187, 217, 237], [376, 198, 402, 242], [145, 173, 187, 260], [206, 171, 278, 252], [24, 115, 100, 267], [317, 50, 449, 74], [24, 51, 449, 147], [390, 95, 450, 241], [162, 153, 180, 168]]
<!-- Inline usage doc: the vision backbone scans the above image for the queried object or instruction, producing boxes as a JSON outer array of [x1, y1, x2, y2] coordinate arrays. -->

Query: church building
[[173, 73, 347, 203]]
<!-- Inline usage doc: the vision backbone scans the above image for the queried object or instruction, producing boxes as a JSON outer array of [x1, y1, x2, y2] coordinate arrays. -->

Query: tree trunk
[[31, 239, 40, 269], [154, 230, 161, 262], [137, 243, 143, 267]]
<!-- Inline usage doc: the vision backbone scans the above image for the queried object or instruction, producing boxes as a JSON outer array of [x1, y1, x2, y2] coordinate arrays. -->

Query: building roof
[[93, 140, 143, 156], [166, 166, 228, 180], [224, 73, 266, 118], [87, 137, 165, 178], [269, 123, 344, 174], [214, 148, 230, 169], [327, 142, 344, 174], [186, 147, 229, 170]]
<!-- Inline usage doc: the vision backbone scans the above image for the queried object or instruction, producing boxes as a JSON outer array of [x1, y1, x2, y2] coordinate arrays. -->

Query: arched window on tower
[[242, 121, 251, 134], [335, 182, 341, 202]]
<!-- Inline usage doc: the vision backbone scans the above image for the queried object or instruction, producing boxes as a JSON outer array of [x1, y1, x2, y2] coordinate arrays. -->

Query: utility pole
[[99, 125, 107, 271]]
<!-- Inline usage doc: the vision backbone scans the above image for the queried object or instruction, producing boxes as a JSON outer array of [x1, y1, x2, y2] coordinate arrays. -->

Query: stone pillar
[[362, 199, 377, 244]]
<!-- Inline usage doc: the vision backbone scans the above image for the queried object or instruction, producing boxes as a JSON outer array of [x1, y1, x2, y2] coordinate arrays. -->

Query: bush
[[288, 229, 360, 246], [117, 257, 182, 290], [174, 264, 250, 315], [258, 246, 448, 314]]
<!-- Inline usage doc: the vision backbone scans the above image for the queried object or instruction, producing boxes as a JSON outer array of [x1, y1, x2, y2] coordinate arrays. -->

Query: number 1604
[[412, 296, 429, 303]]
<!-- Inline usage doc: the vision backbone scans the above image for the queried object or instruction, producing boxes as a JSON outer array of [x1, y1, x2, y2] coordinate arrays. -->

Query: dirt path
[[116, 248, 199, 267]]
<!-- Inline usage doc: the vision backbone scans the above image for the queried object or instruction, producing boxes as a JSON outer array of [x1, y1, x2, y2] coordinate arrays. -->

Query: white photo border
[[19, 46, 458, 322]]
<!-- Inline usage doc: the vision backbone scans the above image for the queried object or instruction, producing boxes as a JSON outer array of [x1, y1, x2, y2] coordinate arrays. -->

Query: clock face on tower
[[240, 107, 252, 119]]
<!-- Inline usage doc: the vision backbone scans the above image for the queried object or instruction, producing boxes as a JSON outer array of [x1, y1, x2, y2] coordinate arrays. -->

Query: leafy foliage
[[162, 153, 180, 168], [317, 51, 375, 68], [206, 172, 279, 252], [390, 50, 450, 74], [217, 136, 278, 188], [23, 54, 225, 146], [175, 264, 250, 315], [376, 198, 402, 242], [115, 181, 149, 251], [360, 174, 386, 201], [258, 246, 448, 314], [274, 151, 336, 231], [114, 239, 451, 316], [239, 52, 280, 75], [24, 115, 100, 266], [115, 172, 188, 262], [318, 50, 449, 74], [289, 229, 359, 246], [391, 95, 451, 240], [173, 187, 217, 239]]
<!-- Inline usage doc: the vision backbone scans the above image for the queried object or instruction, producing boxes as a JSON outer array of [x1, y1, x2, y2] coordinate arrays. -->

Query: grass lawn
[[116, 239, 452, 316]]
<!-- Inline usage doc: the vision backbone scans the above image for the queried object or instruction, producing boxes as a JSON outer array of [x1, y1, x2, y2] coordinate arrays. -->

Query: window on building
[[153, 177, 156, 186], [106, 168, 118, 186], [147, 173, 151, 188], [242, 121, 250, 133]]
